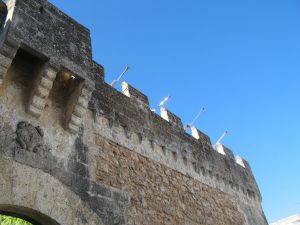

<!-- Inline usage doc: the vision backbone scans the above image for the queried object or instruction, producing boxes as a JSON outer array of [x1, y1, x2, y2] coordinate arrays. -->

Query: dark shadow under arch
[[0, 205, 60, 225]]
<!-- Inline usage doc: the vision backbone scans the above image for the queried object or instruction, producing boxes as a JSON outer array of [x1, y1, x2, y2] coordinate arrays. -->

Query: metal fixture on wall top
[[184, 107, 205, 131], [111, 66, 130, 88]]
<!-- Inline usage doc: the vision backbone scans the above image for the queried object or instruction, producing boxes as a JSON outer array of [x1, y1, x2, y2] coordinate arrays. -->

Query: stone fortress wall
[[0, 0, 269, 225]]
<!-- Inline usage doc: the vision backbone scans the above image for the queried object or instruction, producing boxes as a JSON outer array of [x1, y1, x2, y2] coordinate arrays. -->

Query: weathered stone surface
[[0, 157, 105, 225], [0, 120, 129, 225], [16, 121, 50, 157], [0, 0, 268, 225], [4, 0, 99, 83], [95, 135, 245, 225]]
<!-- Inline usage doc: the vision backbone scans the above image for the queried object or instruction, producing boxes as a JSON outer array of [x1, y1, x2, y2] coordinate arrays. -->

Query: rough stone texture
[[160, 107, 184, 131], [15, 121, 50, 157], [0, 0, 269, 225], [121, 82, 149, 108], [0, 120, 129, 225], [95, 135, 245, 225], [0, 156, 104, 225], [3, 0, 100, 83]]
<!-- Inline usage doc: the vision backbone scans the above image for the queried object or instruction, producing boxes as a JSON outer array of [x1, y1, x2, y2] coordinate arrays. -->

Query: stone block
[[215, 143, 235, 160], [160, 107, 184, 131], [121, 82, 149, 107]]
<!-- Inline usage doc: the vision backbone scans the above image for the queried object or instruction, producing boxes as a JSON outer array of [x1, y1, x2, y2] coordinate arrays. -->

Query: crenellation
[[215, 142, 235, 160], [236, 155, 246, 168], [121, 82, 149, 108], [93, 109, 261, 204], [191, 126, 213, 152], [160, 107, 184, 131]]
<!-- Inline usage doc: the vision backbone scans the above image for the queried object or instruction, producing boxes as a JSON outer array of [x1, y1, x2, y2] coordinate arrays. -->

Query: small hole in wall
[[247, 190, 255, 199], [192, 162, 197, 172], [161, 146, 166, 155], [247, 190, 252, 198], [39, 6, 45, 14], [122, 125, 130, 139], [149, 140, 154, 150], [182, 156, 188, 166], [172, 152, 178, 161], [137, 133, 143, 143]]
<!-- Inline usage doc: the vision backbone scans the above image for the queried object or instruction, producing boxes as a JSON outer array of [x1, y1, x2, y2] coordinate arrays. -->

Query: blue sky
[[49, 0, 300, 222]]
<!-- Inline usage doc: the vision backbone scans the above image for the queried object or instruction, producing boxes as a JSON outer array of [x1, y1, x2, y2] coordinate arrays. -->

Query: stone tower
[[0, 0, 269, 225]]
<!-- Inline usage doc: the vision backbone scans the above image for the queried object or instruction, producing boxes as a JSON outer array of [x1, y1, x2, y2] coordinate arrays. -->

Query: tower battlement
[[0, 1, 268, 225]]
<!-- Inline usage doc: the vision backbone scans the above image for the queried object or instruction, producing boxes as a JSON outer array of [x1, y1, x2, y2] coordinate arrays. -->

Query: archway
[[0, 157, 104, 225], [0, 205, 60, 225]]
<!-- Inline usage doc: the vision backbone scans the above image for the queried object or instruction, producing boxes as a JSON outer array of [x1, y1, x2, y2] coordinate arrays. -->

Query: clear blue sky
[[49, 0, 300, 222]]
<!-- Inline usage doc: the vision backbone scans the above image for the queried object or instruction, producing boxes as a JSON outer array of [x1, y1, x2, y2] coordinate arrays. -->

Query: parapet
[[121, 81, 149, 108], [215, 142, 235, 160], [160, 107, 184, 131], [191, 126, 212, 152], [90, 82, 262, 203]]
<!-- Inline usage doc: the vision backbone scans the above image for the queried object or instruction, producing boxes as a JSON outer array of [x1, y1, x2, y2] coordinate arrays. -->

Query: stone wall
[[0, 157, 105, 225], [0, 0, 269, 225], [95, 135, 245, 225], [90, 82, 268, 224], [3, 0, 103, 83]]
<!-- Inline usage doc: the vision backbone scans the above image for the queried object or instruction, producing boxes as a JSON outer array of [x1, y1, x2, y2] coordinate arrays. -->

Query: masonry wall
[[95, 135, 245, 225], [3, 0, 103, 83], [0, 0, 269, 225]]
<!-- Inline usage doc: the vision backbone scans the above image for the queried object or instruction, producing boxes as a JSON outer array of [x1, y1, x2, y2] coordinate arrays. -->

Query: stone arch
[[0, 157, 104, 225], [0, 205, 59, 225]]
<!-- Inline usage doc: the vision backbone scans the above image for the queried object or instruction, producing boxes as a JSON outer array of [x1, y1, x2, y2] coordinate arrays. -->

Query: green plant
[[0, 215, 33, 225]]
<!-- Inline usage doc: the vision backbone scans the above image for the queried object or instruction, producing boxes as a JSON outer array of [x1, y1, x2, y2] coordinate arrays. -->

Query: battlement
[[121, 81, 149, 108], [91, 82, 262, 203], [0, 1, 267, 225]]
